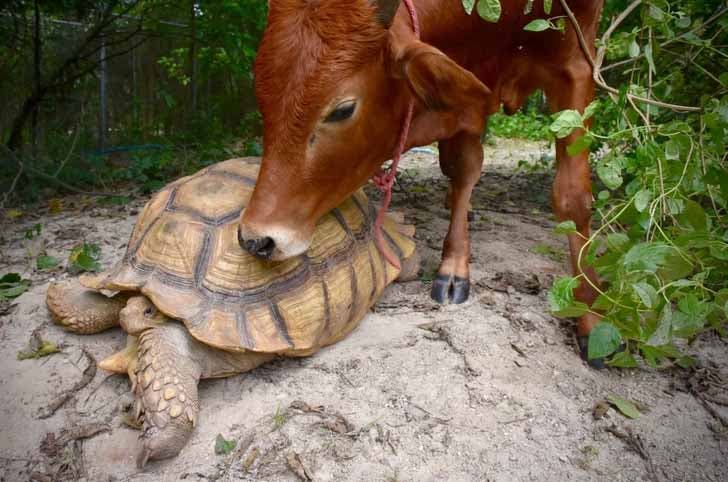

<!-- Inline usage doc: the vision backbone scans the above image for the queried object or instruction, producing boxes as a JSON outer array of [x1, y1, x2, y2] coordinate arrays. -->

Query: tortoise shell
[[82, 158, 415, 355]]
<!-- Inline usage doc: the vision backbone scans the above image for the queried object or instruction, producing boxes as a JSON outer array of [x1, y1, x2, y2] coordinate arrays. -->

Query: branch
[[45, 36, 148, 92], [602, 5, 728, 72], [1, 146, 120, 197], [559, 0, 702, 113], [0, 159, 24, 212]]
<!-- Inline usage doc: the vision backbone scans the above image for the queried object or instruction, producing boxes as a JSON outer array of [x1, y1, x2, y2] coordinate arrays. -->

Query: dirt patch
[[1, 139, 726, 482]]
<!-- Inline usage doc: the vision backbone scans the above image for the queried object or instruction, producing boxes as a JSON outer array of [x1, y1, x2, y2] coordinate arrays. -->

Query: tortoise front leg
[[134, 323, 273, 467], [46, 279, 126, 334], [135, 324, 202, 467]]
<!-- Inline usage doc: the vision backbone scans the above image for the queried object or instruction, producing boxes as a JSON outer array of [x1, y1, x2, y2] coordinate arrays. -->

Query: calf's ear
[[396, 42, 492, 135]]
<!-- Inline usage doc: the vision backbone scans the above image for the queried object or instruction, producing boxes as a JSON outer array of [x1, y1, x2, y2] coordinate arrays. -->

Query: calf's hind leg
[[431, 131, 483, 304], [545, 62, 605, 366]]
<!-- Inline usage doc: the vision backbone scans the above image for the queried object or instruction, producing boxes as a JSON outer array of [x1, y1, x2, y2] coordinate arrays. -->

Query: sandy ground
[[1, 139, 727, 482]]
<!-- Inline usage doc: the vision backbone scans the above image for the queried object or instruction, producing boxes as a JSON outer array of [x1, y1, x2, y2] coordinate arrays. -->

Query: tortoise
[[45, 157, 418, 466]]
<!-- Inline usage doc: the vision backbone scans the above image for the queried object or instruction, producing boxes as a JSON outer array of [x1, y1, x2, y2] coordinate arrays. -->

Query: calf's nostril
[[255, 237, 276, 259], [239, 230, 276, 260]]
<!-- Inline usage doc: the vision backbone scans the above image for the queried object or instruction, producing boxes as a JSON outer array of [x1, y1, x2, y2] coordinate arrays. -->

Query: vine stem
[[559, 0, 703, 113]]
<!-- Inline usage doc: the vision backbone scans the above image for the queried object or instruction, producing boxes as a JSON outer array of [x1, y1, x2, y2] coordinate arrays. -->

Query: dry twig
[[37, 348, 97, 419], [560, 0, 702, 112]]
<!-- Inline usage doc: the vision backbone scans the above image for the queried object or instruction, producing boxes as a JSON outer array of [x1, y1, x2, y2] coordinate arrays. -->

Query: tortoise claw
[[431, 274, 470, 305]]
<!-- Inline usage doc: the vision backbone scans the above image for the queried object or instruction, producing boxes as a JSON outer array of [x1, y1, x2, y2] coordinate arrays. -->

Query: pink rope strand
[[372, 0, 419, 269]]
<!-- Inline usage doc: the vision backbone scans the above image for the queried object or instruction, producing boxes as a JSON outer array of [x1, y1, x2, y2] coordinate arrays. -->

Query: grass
[[488, 111, 551, 141]]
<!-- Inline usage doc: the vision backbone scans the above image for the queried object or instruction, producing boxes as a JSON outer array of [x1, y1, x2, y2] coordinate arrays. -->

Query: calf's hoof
[[431, 274, 470, 304]]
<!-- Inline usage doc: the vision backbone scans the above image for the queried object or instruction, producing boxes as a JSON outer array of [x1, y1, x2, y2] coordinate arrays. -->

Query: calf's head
[[239, 0, 490, 260]]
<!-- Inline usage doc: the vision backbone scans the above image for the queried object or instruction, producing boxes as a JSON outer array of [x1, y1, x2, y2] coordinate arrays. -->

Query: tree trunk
[[31, 0, 42, 155], [189, 1, 198, 117], [98, 37, 108, 149]]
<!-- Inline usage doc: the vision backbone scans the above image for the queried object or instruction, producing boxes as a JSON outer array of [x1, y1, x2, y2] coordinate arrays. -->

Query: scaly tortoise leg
[[46, 279, 127, 334], [134, 321, 273, 467], [135, 324, 202, 467]]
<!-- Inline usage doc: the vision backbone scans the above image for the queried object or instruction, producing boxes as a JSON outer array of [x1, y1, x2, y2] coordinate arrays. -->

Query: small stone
[[163, 387, 176, 400], [158, 399, 169, 411], [179, 393, 186, 403], [152, 380, 161, 391]]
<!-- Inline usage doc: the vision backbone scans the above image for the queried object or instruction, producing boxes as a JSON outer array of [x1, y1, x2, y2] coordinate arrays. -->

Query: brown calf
[[239, 0, 605, 363]]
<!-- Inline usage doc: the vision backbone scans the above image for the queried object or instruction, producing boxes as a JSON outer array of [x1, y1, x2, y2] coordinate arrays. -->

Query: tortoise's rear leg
[[46, 279, 126, 334], [135, 323, 273, 467]]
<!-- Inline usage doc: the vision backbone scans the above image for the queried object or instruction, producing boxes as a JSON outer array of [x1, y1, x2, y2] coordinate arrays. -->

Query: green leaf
[[608, 351, 638, 368], [461, 0, 476, 14], [673, 294, 711, 336], [36, 255, 59, 271], [623, 243, 672, 272], [524, 19, 550, 32], [567, 134, 592, 156], [664, 140, 680, 160], [634, 189, 652, 213], [588, 322, 622, 359], [68, 243, 102, 274], [597, 162, 623, 190], [648, 5, 664, 21], [476, 0, 502, 23], [550, 110, 583, 138], [607, 395, 641, 419], [543, 0, 552, 14], [628, 40, 640, 58], [548, 276, 588, 317], [679, 200, 708, 232], [0, 273, 30, 300], [606, 232, 630, 251], [644, 43, 656, 75], [582, 101, 599, 120], [554, 220, 577, 234], [214, 434, 236, 455], [632, 282, 657, 308], [523, 0, 534, 15]]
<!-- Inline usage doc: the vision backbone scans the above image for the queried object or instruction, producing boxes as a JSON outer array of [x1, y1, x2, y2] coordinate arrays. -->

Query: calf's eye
[[324, 100, 356, 123]]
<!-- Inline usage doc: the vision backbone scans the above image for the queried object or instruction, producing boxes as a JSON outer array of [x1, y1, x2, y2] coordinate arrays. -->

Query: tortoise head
[[120, 296, 169, 335]]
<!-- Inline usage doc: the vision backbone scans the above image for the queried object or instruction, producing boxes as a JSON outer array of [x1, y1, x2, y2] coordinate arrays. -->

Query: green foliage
[[488, 112, 551, 141], [1, 0, 267, 203], [68, 243, 101, 274], [36, 255, 60, 271], [0, 273, 30, 300], [546, 0, 728, 368], [214, 434, 236, 455]]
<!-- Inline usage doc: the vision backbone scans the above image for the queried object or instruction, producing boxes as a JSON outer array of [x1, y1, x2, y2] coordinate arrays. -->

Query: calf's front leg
[[431, 132, 483, 304]]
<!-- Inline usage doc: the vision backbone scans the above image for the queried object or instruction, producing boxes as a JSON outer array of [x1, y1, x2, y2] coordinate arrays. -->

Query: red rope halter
[[371, 0, 419, 269]]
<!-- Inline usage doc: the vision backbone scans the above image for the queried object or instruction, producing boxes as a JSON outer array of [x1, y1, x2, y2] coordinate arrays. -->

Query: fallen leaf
[[607, 395, 641, 419], [214, 433, 236, 455]]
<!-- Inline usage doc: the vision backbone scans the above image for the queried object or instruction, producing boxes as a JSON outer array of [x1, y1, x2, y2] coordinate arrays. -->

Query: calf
[[239, 0, 605, 362]]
